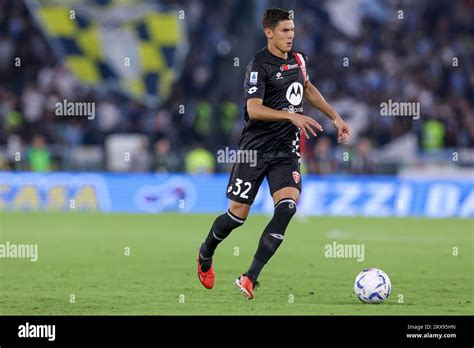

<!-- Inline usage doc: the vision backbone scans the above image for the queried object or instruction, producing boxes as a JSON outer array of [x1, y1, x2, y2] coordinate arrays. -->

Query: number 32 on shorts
[[229, 178, 252, 199]]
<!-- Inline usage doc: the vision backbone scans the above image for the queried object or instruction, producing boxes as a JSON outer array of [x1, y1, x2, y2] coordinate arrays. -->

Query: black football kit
[[226, 47, 310, 204]]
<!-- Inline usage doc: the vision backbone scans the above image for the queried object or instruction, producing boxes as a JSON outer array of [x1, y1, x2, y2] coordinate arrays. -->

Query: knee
[[229, 201, 250, 221]]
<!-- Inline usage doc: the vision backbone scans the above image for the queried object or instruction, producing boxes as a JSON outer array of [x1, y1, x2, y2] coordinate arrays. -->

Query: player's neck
[[267, 43, 288, 60]]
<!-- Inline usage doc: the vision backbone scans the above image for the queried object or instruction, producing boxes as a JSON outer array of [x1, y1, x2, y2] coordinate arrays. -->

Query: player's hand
[[333, 117, 351, 144], [290, 114, 323, 139]]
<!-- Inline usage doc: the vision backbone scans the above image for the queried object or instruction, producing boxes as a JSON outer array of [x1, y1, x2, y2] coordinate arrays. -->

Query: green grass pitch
[[0, 212, 472, 315]]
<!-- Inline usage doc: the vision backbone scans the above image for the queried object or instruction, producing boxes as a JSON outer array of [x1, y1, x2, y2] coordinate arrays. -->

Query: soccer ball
[[354, 268, 391, 303]]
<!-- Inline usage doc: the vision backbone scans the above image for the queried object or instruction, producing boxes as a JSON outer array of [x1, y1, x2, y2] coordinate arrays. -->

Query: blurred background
[[0, 0, 472, 216]]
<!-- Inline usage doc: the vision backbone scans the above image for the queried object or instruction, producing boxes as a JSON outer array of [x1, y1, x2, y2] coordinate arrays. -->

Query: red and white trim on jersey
[[293, 52, 308, 86]]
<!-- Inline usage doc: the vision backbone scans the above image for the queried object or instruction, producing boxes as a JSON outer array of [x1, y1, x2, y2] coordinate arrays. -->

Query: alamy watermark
[[0, 241, 38, 262], [324, 241, 364, 262], [18, 322, 55, 341], [55, 99, 95, 120], [217, 147, 257, 167], [380, 99, 420, 120]]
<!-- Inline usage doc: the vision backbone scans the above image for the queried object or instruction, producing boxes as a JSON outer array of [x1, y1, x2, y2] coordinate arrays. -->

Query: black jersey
[[240, 47, 310, 158]]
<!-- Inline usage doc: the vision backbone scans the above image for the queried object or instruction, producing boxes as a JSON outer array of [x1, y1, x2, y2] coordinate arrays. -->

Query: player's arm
[[247, 98, 323, 139], [303, 81, 351, 144]]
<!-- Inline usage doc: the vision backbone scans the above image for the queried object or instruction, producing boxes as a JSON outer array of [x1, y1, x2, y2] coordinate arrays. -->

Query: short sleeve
[[243, 59, 267, 100]]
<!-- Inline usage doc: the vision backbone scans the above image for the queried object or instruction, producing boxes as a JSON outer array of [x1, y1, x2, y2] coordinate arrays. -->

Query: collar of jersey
[[265, 46, 293, 61]]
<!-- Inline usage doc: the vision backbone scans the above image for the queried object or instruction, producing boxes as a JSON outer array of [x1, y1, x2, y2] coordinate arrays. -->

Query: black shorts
[[226, 156, 302, 205]]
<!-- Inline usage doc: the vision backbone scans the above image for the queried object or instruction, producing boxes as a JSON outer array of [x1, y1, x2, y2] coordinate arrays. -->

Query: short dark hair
[[262, 8, 291, 30]]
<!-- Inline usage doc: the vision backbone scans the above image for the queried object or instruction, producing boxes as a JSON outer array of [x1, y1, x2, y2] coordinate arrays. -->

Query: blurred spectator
[[27, 134, 51, 172], [350, 137, 376, 174], [151, 138, 181, 173], [97, 97, 122, 133], [0, 152, 10, 170], [130, 138, 151, 173], [193, 101, 213, 141], [422, 119, 446, 151], [2, 93, 23, 136], [61, 121, 85, 148], [219, 99, 238, 136], [185, 142, 215, 174], [309, 137, 336, 174], [21, 81, 43, 123]]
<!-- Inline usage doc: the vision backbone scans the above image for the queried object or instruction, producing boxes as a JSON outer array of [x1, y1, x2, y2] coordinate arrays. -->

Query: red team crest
[[292, 171, 300, 184]]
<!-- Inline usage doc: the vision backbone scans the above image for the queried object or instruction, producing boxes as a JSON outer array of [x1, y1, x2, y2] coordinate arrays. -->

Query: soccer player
[[197, 8, 351, 299]]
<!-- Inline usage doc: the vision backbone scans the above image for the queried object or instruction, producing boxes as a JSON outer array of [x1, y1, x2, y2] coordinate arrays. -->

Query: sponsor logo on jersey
[[248, 86, 258, 94], [292, 171, 301, 184], [282, 105, 303, 113], [276, 72, 283, 80], [280, 63, 299, 71], [250, 71, 258, 84], [286, 82, 303, 105]]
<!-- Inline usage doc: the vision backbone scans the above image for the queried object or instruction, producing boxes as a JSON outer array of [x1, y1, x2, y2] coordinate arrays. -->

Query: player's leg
[[197, 160, 266, 289], [197, 200, 249, 289], [236, 158, 301, 299], [251, 187, 300, 275], [199, 200, 250, 267]]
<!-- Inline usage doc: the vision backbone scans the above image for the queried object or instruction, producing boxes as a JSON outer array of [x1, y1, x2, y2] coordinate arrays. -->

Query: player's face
[[267, 20, 295, 53]]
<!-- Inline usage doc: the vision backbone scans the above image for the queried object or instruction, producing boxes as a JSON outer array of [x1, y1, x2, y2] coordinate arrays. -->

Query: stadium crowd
[[0, 0, 472, 174]]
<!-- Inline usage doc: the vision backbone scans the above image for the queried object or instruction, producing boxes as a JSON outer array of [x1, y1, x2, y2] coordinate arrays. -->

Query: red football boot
[[234, 274, 259, 300], [197, 250, 215, 289]]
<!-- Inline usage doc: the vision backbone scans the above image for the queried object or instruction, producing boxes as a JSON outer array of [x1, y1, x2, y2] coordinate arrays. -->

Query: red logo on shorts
[[292, 171, 300, 184]]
